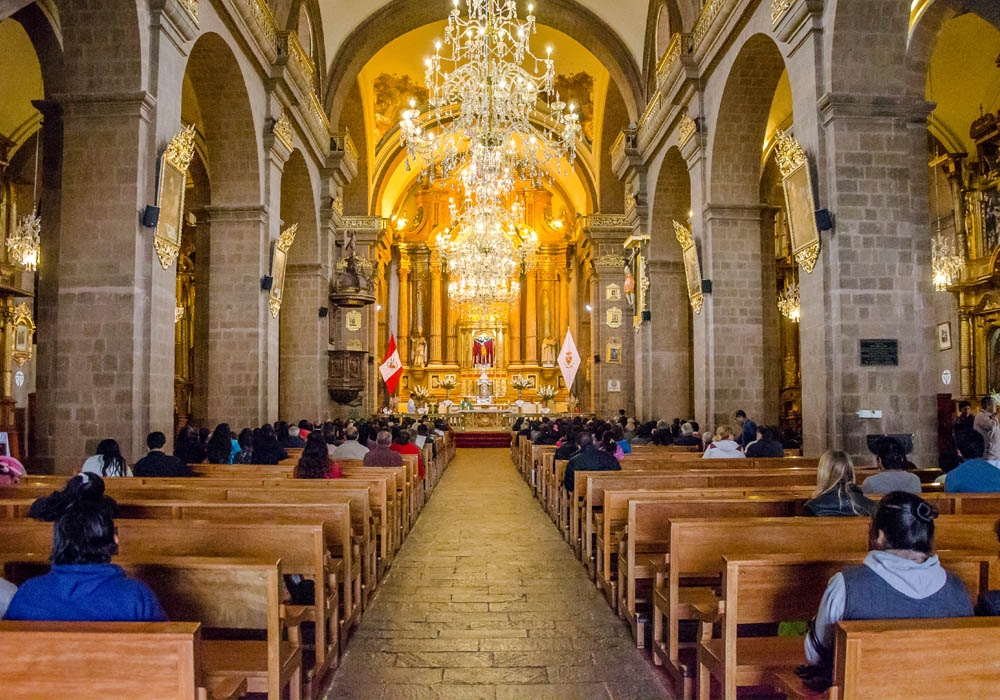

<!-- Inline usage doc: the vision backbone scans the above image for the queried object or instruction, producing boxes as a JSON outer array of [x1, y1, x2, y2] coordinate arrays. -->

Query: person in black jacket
[[134, 432, 192, 477], [745, 425, 785, 458], [562, 432, 620, 492]]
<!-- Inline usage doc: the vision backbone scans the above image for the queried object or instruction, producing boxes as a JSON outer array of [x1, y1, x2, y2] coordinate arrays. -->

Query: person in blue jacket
[[4, 490, 166, 622]]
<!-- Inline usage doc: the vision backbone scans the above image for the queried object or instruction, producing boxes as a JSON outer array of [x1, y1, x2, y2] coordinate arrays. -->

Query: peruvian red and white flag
[[558, 329, 581, 390], [379, 334, 404, 396]]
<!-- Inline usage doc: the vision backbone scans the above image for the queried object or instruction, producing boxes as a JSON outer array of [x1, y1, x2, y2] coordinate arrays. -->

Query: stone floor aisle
[[324, 448, 672, 700]]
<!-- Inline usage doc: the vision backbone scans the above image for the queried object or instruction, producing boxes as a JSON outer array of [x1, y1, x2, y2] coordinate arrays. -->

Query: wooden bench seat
[[0, 621, 247, 700]]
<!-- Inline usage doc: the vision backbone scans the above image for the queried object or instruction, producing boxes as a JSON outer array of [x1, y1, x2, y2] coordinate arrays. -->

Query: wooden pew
[[825, 618, 1000, 700], [0, 517, 340, 682], [649, 514, 1000, 700], [698, 553, 994, 700], [0, 621, 247, 700]]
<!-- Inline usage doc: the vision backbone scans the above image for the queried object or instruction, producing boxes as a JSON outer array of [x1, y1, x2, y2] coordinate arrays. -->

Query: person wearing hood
[[800, 491, 973, 690], [702, 425, 745, 459]]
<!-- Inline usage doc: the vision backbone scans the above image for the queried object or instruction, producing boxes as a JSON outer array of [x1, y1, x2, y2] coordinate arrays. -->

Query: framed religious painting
[[153, 125, 196, 270], [605, 283, 621, 301], [937, 322, 952, 351], [606, 307, 622, 329], [775, 130, 821, 273], [673, 220, 703, 314], [345, 310, 362, 331], [268, 224, 297, 318], [606, 337, 622, 364]]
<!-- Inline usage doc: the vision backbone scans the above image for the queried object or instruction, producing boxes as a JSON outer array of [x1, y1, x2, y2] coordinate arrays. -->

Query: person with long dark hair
[[4, 480, 166, 621], [294, 437, 341, 479], [80, 439, 131, 477], [174, 425, 206, 465], [205, 423, 234, 464]]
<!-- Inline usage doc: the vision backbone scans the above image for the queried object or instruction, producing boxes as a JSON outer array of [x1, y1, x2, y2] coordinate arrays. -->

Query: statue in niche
[[541, 336, 556, 367], [412, 336, 427, 368]]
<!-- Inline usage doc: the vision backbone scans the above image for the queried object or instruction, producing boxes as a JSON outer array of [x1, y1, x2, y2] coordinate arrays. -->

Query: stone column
[[646, 259, 691, 420], [202, 204, 271, 428], [524, 269, 538, 364], [509, 284, 522, 364], [445, 276, 457, 364], [429, 251, 443, 364]]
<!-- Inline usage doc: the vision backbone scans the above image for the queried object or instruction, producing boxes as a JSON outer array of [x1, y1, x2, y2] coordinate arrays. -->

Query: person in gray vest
[[799, 491, 973, 690]]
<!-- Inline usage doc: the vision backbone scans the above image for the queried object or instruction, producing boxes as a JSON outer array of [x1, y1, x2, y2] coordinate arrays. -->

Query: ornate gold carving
[[593, 253, 627, 269], [164, 124, 197, 173], [332, 195, 344, 217], [774, 129, 808, 179], [585, 214, 631, 229], [674, 220, 704, 315], [276, 223, 298, 253], [693, 0, 729, 48], [771, 0, 792, 24], [273, 113, 293, 150], [178, 0, 198, 21], [673, 219, 694, 248], [656, 32, 683, 83], [154, 237, 181, 272], [678, 114, 697, 145], [308, 90, 331, 141], [343, 216, 384, 231], [11, 302, 35, 367], [795, 240, 820, 274], [268, 296, 282, 318]]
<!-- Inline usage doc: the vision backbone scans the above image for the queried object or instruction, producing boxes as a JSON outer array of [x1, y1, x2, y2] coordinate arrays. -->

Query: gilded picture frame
[[606, 337, 622, 364], [268, 224, 297, 318], [673, 220, 703, 314], [937, 322, 952, 351], [11, 302, 34, 367], [154, 125, 196, 270], [775, 130, 821, 273], [606, 307, 622, 328]]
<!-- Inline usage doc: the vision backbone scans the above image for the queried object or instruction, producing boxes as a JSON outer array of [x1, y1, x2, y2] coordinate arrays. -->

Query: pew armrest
[[209, 676, 248, 700], [281, 604, 309, 628]]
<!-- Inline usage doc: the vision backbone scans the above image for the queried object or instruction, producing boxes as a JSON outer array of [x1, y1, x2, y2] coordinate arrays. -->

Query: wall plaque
[[345, 310, 362, 331], [860, 339, 899, 367], [606, 307, 622, 328]]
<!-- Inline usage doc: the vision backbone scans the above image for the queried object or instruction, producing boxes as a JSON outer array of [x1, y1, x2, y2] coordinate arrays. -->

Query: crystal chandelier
[[929, 154, 962, 291], [399, 0, 581, 189], [777, 282, 801, 322], [7, 121, 41, 271]]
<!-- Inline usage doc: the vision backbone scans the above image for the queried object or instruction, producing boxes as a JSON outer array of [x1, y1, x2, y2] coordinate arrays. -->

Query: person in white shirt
[[329, 426, 370, 460], [79, 439, 132, 477], [702, 425, 745, 459]]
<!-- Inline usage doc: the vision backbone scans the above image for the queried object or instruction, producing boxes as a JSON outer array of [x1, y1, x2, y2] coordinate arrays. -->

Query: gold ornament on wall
[[268, 223, 297, 318], [155, 124, 197, 270], [345, 310, 362, 331], [771, 0, 792, 24], [11, 302, 35, 367], [678, 114, 697, 145], [774, 129, 821, 274], [273, 113, 293, 150], [674, 220, 704, 314]]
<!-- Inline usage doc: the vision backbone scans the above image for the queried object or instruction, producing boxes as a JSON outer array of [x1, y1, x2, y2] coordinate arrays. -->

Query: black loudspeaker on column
[[260, 276, 273, 291], [141, 205, 160, 228], [815, 208, 834, 232], [593, 353, 601, 364]]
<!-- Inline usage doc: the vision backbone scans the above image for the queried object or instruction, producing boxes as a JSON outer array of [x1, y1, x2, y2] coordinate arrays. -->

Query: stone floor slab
[[321, 448, 672, 699]]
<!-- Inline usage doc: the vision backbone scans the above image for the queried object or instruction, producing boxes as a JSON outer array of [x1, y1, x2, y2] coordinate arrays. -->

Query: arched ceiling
[[317, 0, 649, 73], [0, 18, 43, 147], [359, 20, 610, 220]]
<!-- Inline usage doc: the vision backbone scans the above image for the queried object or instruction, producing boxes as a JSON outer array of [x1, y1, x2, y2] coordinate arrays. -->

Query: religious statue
[[412, 336, 427, 368], [541, 336, 556, 367]]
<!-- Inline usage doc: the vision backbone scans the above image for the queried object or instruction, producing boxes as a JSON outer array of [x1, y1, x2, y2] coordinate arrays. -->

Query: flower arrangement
[[537, 384, 557, 401], [411, 385, 429, 401], [440, 377, 458, 391], [511, 375, 531, 390]]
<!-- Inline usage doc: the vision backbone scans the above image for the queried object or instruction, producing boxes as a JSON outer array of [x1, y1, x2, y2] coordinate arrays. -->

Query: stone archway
[[278, 149, 325, 423], [182, 32, 266, 429], [641, 146, 692, 421], [701, 33, 787, 428]]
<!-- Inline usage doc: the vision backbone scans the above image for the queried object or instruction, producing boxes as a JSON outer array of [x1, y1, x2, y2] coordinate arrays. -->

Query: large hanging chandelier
[[7, 121, 41, 271], [777, 282, 801, 322], [929, 154, 962, 291], [399, 0, 581, 189]]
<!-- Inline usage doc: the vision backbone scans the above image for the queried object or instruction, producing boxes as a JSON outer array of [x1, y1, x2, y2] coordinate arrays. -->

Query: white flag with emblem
[[557, 329, 581, 390]]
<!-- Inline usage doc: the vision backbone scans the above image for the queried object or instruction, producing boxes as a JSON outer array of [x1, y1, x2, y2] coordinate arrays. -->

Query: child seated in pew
[[799, 491, 973, 691], [294, 436, 343, 479], [803, 450, 876, 517], [3, 483, 166, 622]]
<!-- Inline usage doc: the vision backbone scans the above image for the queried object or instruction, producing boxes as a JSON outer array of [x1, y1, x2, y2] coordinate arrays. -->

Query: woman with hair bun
[[799, 491, 973, 689]]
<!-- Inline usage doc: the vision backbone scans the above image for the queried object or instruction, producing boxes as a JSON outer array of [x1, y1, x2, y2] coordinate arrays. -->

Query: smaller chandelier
[[777, 282, 800, 322], [931, 233, 962, 291], [7, 210, 40, 271]]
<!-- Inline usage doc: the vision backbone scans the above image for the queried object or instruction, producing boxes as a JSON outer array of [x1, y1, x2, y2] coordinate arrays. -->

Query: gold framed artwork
[[775, 129, 821, 273], [11, 302, 34, 366], [606, 336, 622, 364], [937, 322, 952, 351], [606, 307, 622, 329], [430, 374, 441, 389], [268, 223, 297, 318], [154, 125, 196, 270], [605, 283, 621, 301], [345, 310, 362, 331], [673, 220, 704, 314]]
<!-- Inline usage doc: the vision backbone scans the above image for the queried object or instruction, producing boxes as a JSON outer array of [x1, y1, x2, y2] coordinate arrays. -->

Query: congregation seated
[[803, 449, 875, 516], [205, 422, 235, 464], [133, 431, 192, 477], [391, 429, 424, 478], [294, 437, 342, 479], [613, 425, 631, 455], [672, 421, 702, 447], [4, 480, 166, 622], [331, 425, 370, 460], [554, 428, 579, 460], [562, 431, 620, 492], [232, 427, 255, 464], [800, 491, 973, 691], [862, 436, 921, 495], [744, 424, 786, 458], [651, 421, 673, 446], [364, 430, 404, 467], [702, 425, 744, 459], [173, 424, 206, 465], [251, 424, 288, 465], [630, 421, 656, 445], [944, 429, 1000, 493], [79, 438, 131, 477]]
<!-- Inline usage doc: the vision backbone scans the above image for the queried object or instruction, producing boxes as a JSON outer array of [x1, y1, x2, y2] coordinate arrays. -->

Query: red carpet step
[[455, 431, 512, 449]]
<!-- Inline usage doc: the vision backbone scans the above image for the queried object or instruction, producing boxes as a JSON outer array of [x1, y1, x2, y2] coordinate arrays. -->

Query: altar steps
[[456, 431, 512, 449]]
